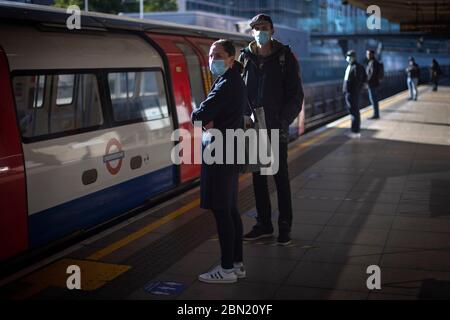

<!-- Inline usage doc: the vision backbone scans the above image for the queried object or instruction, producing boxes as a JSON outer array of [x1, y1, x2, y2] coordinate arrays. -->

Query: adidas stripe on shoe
[[198, 265, 238, 284]]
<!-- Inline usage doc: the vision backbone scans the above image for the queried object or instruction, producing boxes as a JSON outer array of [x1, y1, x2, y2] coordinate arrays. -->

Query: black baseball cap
[[249, 14, 273, 29]]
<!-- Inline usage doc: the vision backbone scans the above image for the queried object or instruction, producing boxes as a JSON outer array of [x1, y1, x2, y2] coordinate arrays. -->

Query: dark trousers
[[432, 79, 439, 91], [252, 141, 292, 233], [368, 86, 379, 118], [213, 206, 243, 269], [345, 92, 361, 133]]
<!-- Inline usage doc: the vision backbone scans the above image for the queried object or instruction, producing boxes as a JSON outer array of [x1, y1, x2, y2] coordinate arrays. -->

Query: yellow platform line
[[86, 87, 419, 261], [9, 259, 130, 300], [87, 198, 201, 261]]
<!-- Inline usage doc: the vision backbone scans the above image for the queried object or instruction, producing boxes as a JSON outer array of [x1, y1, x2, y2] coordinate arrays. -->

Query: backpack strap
[[279, 45, 293, 76], [238, 51, 250, 85], [278, 45, 294, 92], [279, 49, 286, 75]]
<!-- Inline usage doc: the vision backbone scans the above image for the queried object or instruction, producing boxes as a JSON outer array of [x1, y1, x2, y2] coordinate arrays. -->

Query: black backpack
[[357, 63, 367, 85], [377, 61, 384, 80]]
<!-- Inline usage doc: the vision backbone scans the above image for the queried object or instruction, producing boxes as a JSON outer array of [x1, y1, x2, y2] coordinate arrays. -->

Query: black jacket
[[343, 61, 367, 94], [238, 40, 304, 140], [430, 61, 442, 81], [406, 63, 420, 79], [191, 63, 245, 210], [366, 58, 380, 88]]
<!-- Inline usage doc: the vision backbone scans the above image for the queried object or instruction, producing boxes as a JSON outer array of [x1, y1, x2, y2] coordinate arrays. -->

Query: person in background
[[366, 49, 383, 120], [430, 58, 442, 92], [192, 39, 246, 284], [343, 50, 367, 138], [406, 56, 420, 101]]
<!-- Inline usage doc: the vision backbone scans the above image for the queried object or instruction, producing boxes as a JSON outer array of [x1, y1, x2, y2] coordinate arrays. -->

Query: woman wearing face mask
[[191, 39, 247, 284]]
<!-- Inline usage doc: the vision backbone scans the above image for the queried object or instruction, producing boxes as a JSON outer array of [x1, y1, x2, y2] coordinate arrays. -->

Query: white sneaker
[[233, 262, 246, 279], [198, 265, 237, 284], [347, 132, 361, 139]]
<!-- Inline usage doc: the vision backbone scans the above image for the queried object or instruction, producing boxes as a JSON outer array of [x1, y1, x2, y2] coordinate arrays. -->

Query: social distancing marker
[[8, 258, 130, 300], [144, 281, 185, 296], [300, 245, 318, 249]]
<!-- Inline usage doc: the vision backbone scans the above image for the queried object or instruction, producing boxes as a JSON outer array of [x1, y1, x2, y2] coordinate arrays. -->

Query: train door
[[184, 37, 214, 91], [0, 47, 28, 261], [149, 34, 209, 183]]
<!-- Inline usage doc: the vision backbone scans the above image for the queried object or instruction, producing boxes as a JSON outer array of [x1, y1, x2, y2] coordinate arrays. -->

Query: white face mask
[[346, 56, 354, 64]]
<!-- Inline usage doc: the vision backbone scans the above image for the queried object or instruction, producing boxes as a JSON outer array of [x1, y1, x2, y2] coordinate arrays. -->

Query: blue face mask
[[254, 30, 271, 46], [210, 59, 227, 77]]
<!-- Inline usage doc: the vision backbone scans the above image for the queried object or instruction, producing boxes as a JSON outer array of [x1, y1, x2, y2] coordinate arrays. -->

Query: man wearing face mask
[[239, 14, 304, 246], [343, 50, 367, 138], [192, 39, 247, 284]]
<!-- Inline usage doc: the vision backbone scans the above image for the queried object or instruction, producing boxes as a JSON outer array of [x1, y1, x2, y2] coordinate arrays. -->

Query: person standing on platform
[[343, 50, 367, 138], [192, 39, 246, 284], [239, 14, 304, 246], [430, 58, 442, 92], [406, 56, 420, 101], [366, 49, 383, 120]]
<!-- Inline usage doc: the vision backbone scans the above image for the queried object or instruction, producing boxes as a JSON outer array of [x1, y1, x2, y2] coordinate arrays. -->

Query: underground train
[[0, 2, 445, 264]]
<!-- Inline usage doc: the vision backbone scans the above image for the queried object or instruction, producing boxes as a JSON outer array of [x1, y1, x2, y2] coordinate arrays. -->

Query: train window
[[109, 72, 136, 99], [175, 42, 206, 110], [13, 76, 45, 111], [34, 76, 45, 108], [56, 74, 75, 105], [108, 71, 168, 123], [12, 73, 104, 138]]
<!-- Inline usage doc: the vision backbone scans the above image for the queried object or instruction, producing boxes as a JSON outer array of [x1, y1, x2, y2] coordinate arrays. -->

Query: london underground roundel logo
[[103, 138, 125, 175]]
